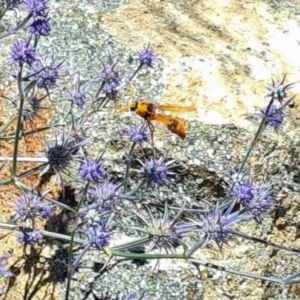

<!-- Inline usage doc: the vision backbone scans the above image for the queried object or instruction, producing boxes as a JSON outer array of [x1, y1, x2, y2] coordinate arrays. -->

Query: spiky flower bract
[[14, 193, 55, 222], [65, 86, 88, 107], [265, 74, 296, 104], [102, 80, 119, 100], [98, 52, 119, 83], [40, 127, 89, 186], [17, 229, 43, 245], [139, 156, 175, 187], [91, 181, 125, 212], [136, 44, 156, 68], [79, 158, 105, 184], [82, 223, 110, 250], [260, 105, 288, 130], [28, 18, 51, 37], [30, 58, 65, 90], [126, 124, 149, 146], [192, 201, 250, 250], [131, 201, 188, 253], [21, 0, 49, 18], [231, 182, 255, 206], [243, 186, 273, 221], [22, 95, 49, 126], [10, 40, 37, 66]]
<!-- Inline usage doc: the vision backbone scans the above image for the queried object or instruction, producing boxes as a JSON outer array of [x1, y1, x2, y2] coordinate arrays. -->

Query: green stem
[[111, 236, 151, 251], [186, 235, 206, 257], [15, 163, 47, 181], [110, 250, 185, 260], [189, 258, 282, 284], [0, 178, 13, 185], [12, 66, 25, 178], [0, 115, 18, 135]]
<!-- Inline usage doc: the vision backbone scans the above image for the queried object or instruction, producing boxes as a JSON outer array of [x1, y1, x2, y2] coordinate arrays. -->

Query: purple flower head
[[98, 52, 120, 83], [194, 202, 250, 250], [65, 86, 88, 107], [126, 124, 149, 146], [231, 183, 255, 206], [10, 40, 37, 66], [79, 159, 105, 184], [0, 255, 14, 278], [131, 200, 188, 253], [265, 74, 296, 104], [82, 223, 110, 250], [21, 0, 49, 18], [17, 229, 43, 245], [244, 186, 273, 220], [41, 128, 90, 186], [92, 181, 124, 212], [22, 95, 49, 126], [260, 105, 288, 130], [14, 193, 55, 221], [28, 18, 51, 37], [102, 80, 119, 100], [139, 156, 175, 187], [136, 44, 156, 68], [30, 58, 65, 90]]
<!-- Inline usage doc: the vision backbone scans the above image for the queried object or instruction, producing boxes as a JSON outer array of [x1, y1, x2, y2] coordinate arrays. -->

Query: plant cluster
[[0, 1, 300, 299]]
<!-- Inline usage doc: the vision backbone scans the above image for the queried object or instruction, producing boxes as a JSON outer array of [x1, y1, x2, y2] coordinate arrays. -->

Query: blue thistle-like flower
[[102, 80, 119, 99], [65, 86, 88, 107], [91, 181, 125, 212], [40, 127, 89, 186], [244, 186, 273, 220], [10, 40, 37, 66], [17, 229, 43, 245], [82, 223, 110, 250], [231, 183, 255, 206], [0, 255, 14, 278], [192, 202, 250, 250], [14, 193, 55, 222], [28, 18, 51, 37], [260, 105, 288, 130], [22, 95, 49, 128], [136, 44, 156, 68], [131, 200, 189, 253], [21, 0, 49, 18], [98, 52, 119, 83], [30, 58, 65, 90], [139, 156, 175, 187], [126, 124, 149, 146], [265, 74, 296, 104], [79, 159, 105, 184]]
